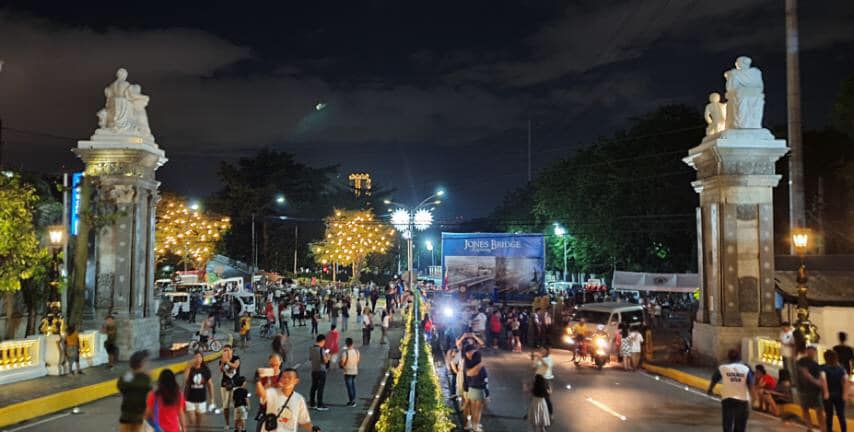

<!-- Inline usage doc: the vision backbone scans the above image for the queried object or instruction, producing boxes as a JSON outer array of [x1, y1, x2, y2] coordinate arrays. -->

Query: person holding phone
[[258, 368, 315, 432], [309, 335, 331, 411]]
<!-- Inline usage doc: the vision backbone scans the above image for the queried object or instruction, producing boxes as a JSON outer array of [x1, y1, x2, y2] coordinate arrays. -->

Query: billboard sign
[[442, 232, 545, 301]]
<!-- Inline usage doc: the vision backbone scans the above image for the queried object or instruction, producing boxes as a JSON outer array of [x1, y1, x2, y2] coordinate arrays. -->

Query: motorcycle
[[591, 333, 609, 370]]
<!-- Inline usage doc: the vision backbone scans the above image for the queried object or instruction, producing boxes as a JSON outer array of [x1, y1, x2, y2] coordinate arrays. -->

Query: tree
[[0, 174, 50, 339], [531, 105, 701, 274], [156, 194, 230, 271], [312, 209, 394, 282], [833, 74, 854, 139]]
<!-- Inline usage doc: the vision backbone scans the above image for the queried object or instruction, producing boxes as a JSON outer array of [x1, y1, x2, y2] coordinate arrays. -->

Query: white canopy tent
[[612, 271, 699, 293]]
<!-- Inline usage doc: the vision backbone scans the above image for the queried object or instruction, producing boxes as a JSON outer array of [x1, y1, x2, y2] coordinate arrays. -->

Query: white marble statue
[[724, 56, 764, 129], [129, 84, 152, 136], [704, 92, 726, 136], [95, 68, 153, 138]]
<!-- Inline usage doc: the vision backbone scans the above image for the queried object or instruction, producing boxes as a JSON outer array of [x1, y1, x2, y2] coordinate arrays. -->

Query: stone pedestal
[[73, 72, 167, 358], [684, 129, 788, 362]]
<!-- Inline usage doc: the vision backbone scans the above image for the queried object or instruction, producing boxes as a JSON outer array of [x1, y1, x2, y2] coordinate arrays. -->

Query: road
[[473, 348, 801, 432], [4, 315, 401, 432]]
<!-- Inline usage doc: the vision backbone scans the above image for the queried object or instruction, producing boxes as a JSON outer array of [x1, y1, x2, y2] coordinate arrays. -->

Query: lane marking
[[4, 412, 71, 431], [585, 396, 627, 421]]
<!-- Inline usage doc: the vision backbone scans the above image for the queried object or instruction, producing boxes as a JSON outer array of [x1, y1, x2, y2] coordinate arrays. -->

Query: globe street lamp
[[792, 229, 819, 343], [554, 223, 568, 281], [386, 190, 445, 289]]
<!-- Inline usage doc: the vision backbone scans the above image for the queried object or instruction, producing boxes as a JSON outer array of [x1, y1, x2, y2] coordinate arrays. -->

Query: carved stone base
[[692, 322, 777, 365], [115, 316, 160, 361]]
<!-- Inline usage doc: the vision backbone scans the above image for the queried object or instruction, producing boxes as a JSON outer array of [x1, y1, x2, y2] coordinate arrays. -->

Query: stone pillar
[[73, 68, 167, 360], [684, 128, 788, 362]]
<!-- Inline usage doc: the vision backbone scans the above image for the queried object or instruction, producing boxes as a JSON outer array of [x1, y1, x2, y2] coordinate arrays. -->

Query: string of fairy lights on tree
[[155, 195, 230, 270], [312, 209, 394, 278]]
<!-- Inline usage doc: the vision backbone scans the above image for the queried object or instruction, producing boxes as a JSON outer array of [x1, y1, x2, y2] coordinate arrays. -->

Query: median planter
[[375, 291, 454, 432]]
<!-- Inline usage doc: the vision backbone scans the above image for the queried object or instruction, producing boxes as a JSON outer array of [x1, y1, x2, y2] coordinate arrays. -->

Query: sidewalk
[[0, 324, 221, 428], [0, 311, 405, 431]]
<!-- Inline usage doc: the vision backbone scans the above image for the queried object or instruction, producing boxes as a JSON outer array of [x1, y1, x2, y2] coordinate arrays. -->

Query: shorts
[[467, 388, 485, 401], [511, 329, 520, 337], [186, 401, 207, 413], [799, 390, 823, 409], [220, 387, 233, 408], [66, 346, 79, 362], [234, 406, 248, 421], [104, 341, 118, 356]]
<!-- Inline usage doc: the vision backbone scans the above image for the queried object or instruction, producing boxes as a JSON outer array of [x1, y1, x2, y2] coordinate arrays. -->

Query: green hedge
[[376, 292, 453, 432]]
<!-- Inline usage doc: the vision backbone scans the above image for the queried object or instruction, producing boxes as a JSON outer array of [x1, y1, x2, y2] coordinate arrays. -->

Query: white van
[[564, 302, 645, 342], [221, 293, 255, 317], [163, 292, 191, 319]]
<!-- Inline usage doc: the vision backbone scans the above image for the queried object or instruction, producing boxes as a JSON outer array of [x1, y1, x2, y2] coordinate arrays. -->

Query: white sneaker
[[474, 424, 483, 432]]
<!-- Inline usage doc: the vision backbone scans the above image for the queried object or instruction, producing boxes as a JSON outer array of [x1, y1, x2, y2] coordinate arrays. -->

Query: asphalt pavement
[[3, 313, 402, 432], [460, 348, 803, 432]]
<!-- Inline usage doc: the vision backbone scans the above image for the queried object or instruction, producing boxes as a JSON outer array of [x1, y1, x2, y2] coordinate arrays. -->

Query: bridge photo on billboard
[[442, 233, 545, 301]]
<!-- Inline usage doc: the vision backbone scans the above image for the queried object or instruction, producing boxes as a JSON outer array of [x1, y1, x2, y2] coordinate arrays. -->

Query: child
[[232, 376, 249, 432], [528, 374, 551, 432], [65, 324, 82, 375], [239, 313, 252, 349]]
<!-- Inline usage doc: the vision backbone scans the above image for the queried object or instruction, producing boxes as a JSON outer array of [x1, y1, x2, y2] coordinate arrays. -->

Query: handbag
[[264, 391, 294, 431], [143, 396, 162, 432]]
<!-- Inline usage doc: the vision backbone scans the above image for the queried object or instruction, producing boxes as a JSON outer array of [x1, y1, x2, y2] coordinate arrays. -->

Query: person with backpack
[[144, 368, 186, 432], [219, 345, 241, 428], [339, 338, 361, 407]]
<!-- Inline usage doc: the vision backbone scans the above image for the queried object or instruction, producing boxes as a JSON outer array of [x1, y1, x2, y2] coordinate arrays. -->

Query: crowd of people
[[112, 279, 422, 432]]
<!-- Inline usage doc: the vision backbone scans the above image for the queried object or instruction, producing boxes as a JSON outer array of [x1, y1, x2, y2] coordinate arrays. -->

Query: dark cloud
[[1, 2, 853, 217]]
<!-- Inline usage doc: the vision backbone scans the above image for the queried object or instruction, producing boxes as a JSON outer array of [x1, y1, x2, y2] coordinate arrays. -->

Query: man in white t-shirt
[[260, 368, 314, 432], [628, 328, 644, 370], [707, 349, 755, 432]]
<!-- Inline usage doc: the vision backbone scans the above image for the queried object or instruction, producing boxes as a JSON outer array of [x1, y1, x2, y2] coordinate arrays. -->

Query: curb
[[642, 362, 853, 432], [0, 351, 222, 429]]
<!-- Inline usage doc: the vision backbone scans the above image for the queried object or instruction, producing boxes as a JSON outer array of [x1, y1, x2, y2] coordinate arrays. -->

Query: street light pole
[[792, 230, 819, 343], [251, 212, 256, 290], [563, 238, 567, 282]]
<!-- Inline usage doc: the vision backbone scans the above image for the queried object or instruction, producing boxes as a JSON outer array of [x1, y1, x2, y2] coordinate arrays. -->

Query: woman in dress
[[528, 374, 551, 431]]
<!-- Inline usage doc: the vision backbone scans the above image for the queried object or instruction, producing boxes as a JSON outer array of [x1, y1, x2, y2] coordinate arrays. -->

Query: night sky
[[1, 1, 853, 218]]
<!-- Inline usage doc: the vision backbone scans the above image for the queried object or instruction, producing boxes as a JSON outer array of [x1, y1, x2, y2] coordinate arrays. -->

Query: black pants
[[545, 378, 553, 415], [824, 396, 846, 432], [362, 327, 372, 345], [309, 370, 327, 407], [721, 398, 749, 432]]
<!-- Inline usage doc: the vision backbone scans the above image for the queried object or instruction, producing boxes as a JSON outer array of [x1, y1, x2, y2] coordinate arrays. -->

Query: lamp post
[[47, 225, 65, 306], [426, 240, 435, 268], [554, 223, 568, 281], [250, 195, 287, 291], [792, 229, 819, 343], [386, 190, 444, 290]]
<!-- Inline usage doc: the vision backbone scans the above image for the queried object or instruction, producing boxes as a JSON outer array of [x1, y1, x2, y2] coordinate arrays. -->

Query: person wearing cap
[[707, 349, 755, 432], [797, 344, 828, 432]]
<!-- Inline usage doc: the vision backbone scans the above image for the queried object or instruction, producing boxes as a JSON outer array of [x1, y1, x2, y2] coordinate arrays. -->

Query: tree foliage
[[0, 174, 50, 293], [491, 105, 702, 275], [211, 149, 392, 274], [311, 209, 394, 281], [155, 193, 230, 270]]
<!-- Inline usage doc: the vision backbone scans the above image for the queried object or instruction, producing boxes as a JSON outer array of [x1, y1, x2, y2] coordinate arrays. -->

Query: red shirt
[[326, 330, 340, 354], [146, 391, 186, 432], [757, 373, 777, 391]]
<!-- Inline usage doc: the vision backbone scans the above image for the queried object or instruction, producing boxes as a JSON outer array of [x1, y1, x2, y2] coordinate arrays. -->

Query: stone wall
[[115, 316, 159, 361]]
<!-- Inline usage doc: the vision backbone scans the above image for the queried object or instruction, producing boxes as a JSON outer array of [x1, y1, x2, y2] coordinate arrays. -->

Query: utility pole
[[293, 225, 299, 274], [786, 0, 806, 253]]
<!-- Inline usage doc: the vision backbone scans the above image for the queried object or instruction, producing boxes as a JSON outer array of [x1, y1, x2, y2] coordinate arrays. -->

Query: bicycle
[[259, 320, 277, 339], [189, 332, 223, 352]]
